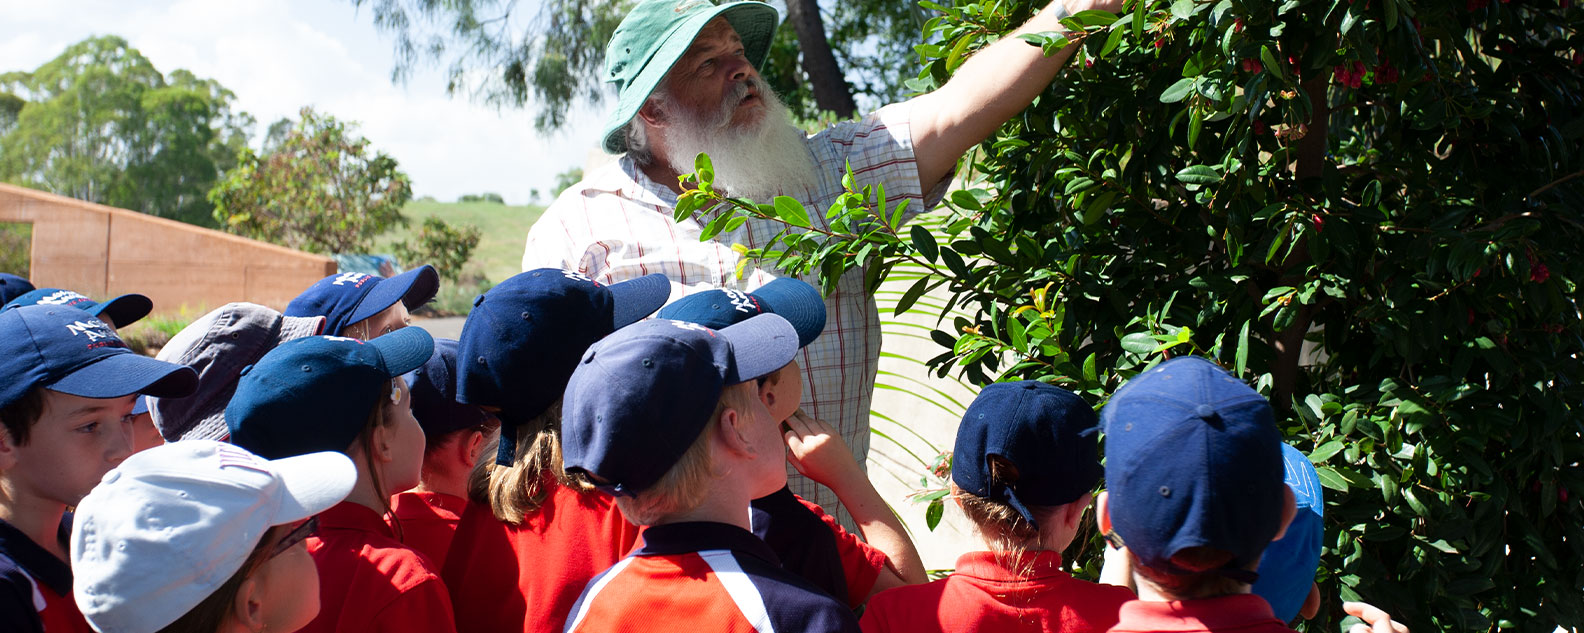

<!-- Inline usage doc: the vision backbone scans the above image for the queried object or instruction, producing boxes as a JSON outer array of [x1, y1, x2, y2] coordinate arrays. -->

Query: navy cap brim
[[718, 313, 799, 384], [347, 265, 439, 327], [751, 278, 826, 348], [607, 273, 672, 328], [48, 353, 198, 400], [90, 294, 153, 328], [368, 327, 436, 378]]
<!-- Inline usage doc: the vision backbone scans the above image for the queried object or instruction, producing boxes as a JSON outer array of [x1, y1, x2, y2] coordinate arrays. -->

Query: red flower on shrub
[[1253, 120, 1269, 135], [1242, 58, 1264, 73], [1375, 62, 1399, 83], [1531, 263, 1550, 283], [1469, 0, 1490, 9]]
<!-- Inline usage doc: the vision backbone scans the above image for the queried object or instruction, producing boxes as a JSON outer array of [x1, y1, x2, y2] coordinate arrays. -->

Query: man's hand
[[1343, 601, 1410, 633], [784, 409, 864, 489], [910, 0, 1122, 191]]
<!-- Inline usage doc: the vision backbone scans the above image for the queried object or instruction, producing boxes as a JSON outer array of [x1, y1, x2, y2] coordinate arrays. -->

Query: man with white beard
[[522, 0, 1120, 525]]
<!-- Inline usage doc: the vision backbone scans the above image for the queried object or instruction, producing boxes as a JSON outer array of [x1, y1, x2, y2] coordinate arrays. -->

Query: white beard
[[661, 79, 821, 201]]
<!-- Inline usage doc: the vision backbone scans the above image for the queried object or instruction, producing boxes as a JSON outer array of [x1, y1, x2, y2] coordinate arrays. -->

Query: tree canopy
[[348, 0, 930, 128], [675, 1, 1584, 631], [0, 36, 251, 227]]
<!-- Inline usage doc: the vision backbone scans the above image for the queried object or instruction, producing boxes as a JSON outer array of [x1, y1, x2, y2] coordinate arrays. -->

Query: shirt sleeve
[[809, 100, 951, 222], [0, 566, 44, 633], [372, 576, 458, 633], [795, 495, 889, 607]]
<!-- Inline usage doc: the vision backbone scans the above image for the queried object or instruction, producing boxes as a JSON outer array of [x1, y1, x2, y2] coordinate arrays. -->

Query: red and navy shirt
[[565, 521, 860, 633], [299, 501, 457, 633], [441, 476, 642, 633], [0, 516, 91, 633], [750, 485, 888, 608], [388, 491, 468, 569], [861, 550, 1133, 633], [1108, 594, 1297, 633]]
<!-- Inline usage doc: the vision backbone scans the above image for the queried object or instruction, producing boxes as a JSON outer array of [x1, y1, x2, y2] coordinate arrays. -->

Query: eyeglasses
[[268, 517, 319, 559]]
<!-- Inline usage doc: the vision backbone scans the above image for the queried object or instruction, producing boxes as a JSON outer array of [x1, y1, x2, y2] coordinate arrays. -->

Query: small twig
[[1528, 169, 1584, 199]]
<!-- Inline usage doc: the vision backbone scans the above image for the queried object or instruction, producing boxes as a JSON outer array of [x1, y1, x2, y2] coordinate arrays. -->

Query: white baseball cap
[[71, 440, 356, 633]]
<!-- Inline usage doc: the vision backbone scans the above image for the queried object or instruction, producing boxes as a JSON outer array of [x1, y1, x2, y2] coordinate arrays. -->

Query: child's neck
[[656, 491, 754, 531], [0, 484, 68, 560], [415, 467, 466, 500]]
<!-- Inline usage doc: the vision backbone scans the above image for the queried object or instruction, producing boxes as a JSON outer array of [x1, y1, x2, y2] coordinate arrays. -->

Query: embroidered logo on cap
[[66, 319, 114, 342], [322, 336, 364, 345], [722, 289, 759, 314], [669, 320, 716, 336], [214, 444, 272, 475], [331, 272, 371, 287], [562, 270, 599, 286], [38, 290, 91, 306]]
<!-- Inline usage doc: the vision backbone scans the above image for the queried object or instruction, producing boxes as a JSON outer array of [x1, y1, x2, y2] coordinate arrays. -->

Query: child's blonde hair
[[467, 400, 591, 524], [611, 383, 757, 526], [954, 456, 1052, 576], [1129, 547, 1249, 599]]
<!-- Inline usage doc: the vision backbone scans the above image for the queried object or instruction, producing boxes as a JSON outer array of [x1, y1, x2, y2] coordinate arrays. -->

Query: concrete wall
[[0, 183, 335, 314]]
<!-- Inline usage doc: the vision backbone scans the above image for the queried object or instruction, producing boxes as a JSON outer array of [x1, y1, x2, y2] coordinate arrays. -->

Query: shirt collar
[[0, 515, 72, 596], [578, 155, 680, 209], [1114, 594, 1284, 632], [317, 501, 395, 538], [953, 549, 1069, 582], [635, 521, 781, 567], [390, 491, 468, 521]]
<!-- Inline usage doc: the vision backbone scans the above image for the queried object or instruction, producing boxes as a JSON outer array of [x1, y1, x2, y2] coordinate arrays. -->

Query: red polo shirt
[[1108, 594, 1296, 633], [300, 501, 457, 633], [861, 550, 1134, 633], [0, 516, 91, 633], [388, 491, 468, 569], [440, 476, 642, 633]]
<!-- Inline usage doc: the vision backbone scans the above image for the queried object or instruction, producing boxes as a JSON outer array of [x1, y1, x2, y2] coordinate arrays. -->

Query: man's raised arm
[[909, 0, 1122, 190]]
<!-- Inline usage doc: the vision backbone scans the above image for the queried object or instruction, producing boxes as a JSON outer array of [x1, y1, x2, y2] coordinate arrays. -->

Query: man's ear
[[231, 575, 265, 631], [1095, 490, 1112, 534], [1271, 484, 1297, 542], [637, 99, 669, 128]]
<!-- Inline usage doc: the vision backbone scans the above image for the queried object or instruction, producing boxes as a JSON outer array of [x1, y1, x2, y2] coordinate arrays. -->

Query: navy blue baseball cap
[[952, 381, 1102, 529], [406, 338, 492, 439], [285, 266, 439, 337], [226, 328, 435, 460], [1253, 442, 1325, 621], [655, 278, 826, 348], [562, 315, 799, 496], [0, 305, 197, 411], [0, 273, 34, 305], [1101, 356, 1284, 583], [3, 288, 153, 329], [456, 268, 670, 464]]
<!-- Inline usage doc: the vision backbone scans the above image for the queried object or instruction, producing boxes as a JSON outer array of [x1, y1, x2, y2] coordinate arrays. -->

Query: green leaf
[[894, 275, 932, 316], [1234, 320, 1250, 376], [911, 225, 939, 262], [1187, 107, 1204, 149], [1161, 78, 1196, 103], [1070, 9, 1119, 26], [925, 498, 945, 530], [1316, 466, 1350, 492], [771, 195, 811, 228], [1175, 165, 1221, 185], [1083, 352, 1098, 384], [694, 152, 714, 186], [1170, 0, 1196, 19], [1121, 332, 1157, 354], [1260, 45, 1287, 83], [1310, 440, 1345, 463]]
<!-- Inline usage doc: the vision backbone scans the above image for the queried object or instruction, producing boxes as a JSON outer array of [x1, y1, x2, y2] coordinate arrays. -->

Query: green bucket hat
[[600, 0, 781, 154]]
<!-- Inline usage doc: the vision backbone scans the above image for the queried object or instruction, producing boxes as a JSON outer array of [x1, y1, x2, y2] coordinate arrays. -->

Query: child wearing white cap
[[70, 440, 356, 633]]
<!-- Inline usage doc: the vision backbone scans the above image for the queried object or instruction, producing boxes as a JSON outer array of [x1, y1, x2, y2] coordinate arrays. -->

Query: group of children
[[0, 267, 1406, 633]]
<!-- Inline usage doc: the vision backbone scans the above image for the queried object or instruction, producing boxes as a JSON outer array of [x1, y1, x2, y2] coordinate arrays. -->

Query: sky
[[0, 0, 614, 205]]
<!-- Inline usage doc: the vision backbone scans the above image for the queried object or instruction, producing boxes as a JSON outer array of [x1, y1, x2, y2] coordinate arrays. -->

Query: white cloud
[[0, 0, 611, 205]]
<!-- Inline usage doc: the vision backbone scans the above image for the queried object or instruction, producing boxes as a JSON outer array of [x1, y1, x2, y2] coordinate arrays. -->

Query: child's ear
[[715, 405, 755, 457], [371, 424, 396, 465], [1271, 484, 1297, 542], [0, 426, 19, 471], [1062, 491, 1095, 529], [462, 430, 487, 468], [231, 576, 265, 631], [1095, 490, 1112, 534], [757, 380, 776, 410]]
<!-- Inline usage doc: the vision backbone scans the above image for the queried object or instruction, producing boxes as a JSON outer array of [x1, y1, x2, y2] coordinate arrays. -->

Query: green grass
[[380, 199, 546, 285]]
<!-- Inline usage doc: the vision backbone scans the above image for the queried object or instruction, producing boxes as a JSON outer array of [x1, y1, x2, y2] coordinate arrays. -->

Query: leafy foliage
[[210, 107, 413, 255], [0, 223, 31, 277], [678, 1, 1584, 631], [395, 216, 483, 282], [0, 36, 251, 227], [348, 0, 931, 128]]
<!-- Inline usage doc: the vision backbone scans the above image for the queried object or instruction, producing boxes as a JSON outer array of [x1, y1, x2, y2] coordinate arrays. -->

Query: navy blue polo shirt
[[0, 515, 87, 633]]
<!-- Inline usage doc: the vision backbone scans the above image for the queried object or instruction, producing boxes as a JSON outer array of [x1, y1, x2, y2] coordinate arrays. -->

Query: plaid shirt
[[522, 102, 947, 522]]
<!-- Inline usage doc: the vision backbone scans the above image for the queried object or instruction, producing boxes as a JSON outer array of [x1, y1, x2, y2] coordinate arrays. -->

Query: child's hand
[[783, 409, 863, 489], [1343, 602, 1409, 633]]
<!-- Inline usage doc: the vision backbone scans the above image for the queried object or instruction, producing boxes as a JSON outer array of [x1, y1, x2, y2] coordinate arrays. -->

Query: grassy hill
[[395, 199, 546, 284]]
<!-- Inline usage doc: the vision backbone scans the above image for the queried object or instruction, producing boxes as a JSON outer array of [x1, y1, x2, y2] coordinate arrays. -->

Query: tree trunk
[[783, 0, 857, 118]]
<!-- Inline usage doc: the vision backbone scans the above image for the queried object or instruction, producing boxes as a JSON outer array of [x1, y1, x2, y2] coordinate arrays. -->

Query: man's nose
[[727, 53, 753, 82]]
